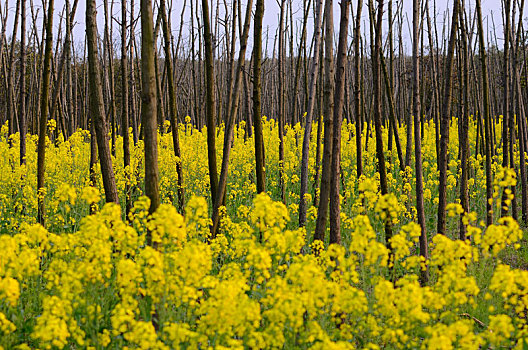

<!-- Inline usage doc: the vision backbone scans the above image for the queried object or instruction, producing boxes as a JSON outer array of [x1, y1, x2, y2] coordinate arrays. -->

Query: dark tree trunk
[[253, 0, 266, 194], [328, 0, 351, 245], [458, 0, 470, 239], [140, 0, 160, 220], [354, 0, 363, 177], [437, 0, 460, 235], [202, 0, 219, 206], [86, 0, 119, 204], [160, 0, 185, 213], [476, 0, 493, 226], [371, 0, 393, 244], [413, 0, 428, 284], [299, 0, 324, 227], [18, 0, 26, 164], [36, 0, 54, 225], [121, 0, 132, 215], [211, 0, 254, 237], [314, 0, 334, 242]]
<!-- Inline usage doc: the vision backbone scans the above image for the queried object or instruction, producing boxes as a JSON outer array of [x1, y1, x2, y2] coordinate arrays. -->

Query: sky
[[5, 0, 525, 57]]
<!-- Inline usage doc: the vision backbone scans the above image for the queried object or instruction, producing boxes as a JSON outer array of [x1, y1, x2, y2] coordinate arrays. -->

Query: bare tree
[[18, 0, 26, 164], [86, 0, 119, 204], [313, 0, 334, 242], [202, 0, 219, 206], [277, 0, 286, 202], [500, 0, 512, 218], [370, 0, 392, 244], [140, 0, 160, 221], [299, 0, 324, 227], [458, 0, 470, 239], [476, 0, 493, 226], [36, 0, 54, 225], [354, 0, 363, 178], [121, 0, 131, 215], [413, 0, 428, 283], [254, 0, 266, 194], [437, 0, 460, 235], [211, 0, 254, 237], [160, 0, 185, 213], [328, 0, 351, 244]]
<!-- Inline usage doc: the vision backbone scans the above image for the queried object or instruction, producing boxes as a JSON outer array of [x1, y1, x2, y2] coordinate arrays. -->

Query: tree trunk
[[371, 0, 393, 244], [140, 0, 160, 219], [160, 0, 185, 213], [413, 0, 428, 284], [121, 0, 132, 215], [328, 0, 351, 245], [18, 0, 26, 164], [36, 0, 54, 225], [277, 0, 286, 203], [437, 0, 460, 235], [313, 0, 334, 242], [354, 0, 363, 177], [298, 0, 324, 227], [476, 0, 493, 226], [501, 0, 512, 218], [253, 0, 266, 194], [458, 0, 470, 239], [202, 0, 219, 206], [86, 0, 119, 204], [211, 0, 254, 237]]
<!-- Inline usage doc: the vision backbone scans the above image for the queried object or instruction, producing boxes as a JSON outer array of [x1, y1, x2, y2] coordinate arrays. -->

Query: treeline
[[1, 0, 528, 275]]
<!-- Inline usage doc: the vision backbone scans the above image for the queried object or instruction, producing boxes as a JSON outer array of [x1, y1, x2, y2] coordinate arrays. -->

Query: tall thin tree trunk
[[371, 0, 393, 244], [459, 0, 470, 239], [314, 0, 334, 242], [36, 0, 54, 225], [211, 0, 254, 237], [437, 0, 460, 235], [7, 0, 20, 139], [140, 0, 160, 219], [253, 0, 266, 194], [413, 0, 428, 284], [501, 0, 512, 218], [202, 0, 219, 206], [475, 0, 493, 226], [121, 0, 131, 215], [86, 0, 119, 204], [292, 0, 311, 126], [328, 0, 350, 245], [103, 0, 117, 155], [298, 0, 324, 227], [277, 0, 286, 203], [18, 0, 26, 164], [354, 0, 363, 177], [160, 0, 185, 213]]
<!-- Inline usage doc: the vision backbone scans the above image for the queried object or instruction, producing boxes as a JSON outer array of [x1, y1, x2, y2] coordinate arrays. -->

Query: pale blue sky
[[6, 0, 524, 57]]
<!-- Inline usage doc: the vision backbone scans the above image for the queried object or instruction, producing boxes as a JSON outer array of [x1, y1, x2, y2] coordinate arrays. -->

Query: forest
[[0, 0, 527, 348]]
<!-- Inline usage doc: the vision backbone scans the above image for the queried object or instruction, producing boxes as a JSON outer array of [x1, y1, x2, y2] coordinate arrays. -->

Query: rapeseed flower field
[[0, 118, 527, 349]]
